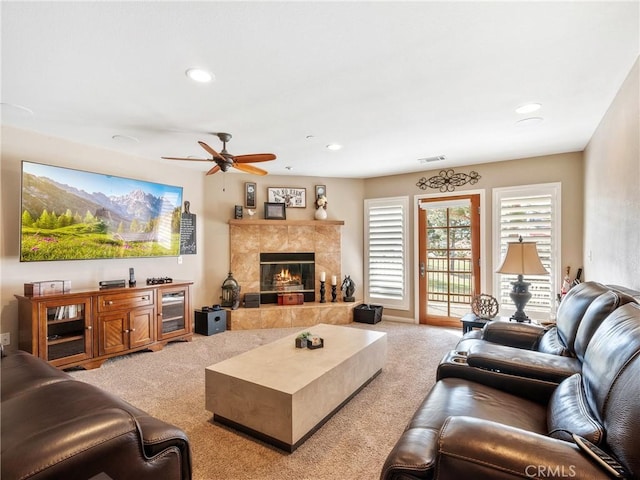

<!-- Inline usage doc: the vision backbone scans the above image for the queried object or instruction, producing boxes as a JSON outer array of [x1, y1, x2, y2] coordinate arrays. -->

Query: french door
[[418, 195, 480, 327]]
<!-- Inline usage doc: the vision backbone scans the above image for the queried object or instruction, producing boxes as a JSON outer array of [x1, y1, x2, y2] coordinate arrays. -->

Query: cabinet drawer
[[98, 290, 154, 312]]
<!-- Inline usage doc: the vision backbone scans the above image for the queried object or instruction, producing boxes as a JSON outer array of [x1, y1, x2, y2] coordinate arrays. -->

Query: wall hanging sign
[[180, 201, 197, 255], [267, 187, 306, 208], [416, 169, 481, 192]]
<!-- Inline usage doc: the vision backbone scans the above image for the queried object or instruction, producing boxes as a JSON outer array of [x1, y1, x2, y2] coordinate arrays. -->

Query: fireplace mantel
[[228, 219, 344, 226], [228, 218, 347, 329]]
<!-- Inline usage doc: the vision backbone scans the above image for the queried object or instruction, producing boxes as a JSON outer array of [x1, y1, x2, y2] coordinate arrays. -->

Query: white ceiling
[[2, 1, 639, 178]]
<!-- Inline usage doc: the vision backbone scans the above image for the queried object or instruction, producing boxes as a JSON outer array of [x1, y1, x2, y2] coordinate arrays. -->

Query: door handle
[[419, 261, 426, 278]]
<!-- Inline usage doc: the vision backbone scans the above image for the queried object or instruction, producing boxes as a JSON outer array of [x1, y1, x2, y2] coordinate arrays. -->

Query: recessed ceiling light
[[515, 103, 542, 114], [326, 144, 342, 151], [185, 68, 214, 83], [111, 134, 140, 144], [418, 155, 446, 164], [0, 102, 34, 116], [515, 117, 544, 127]]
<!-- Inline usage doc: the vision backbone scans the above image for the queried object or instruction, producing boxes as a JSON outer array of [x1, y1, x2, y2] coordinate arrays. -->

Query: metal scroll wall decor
[[416, 169, 481, 192]]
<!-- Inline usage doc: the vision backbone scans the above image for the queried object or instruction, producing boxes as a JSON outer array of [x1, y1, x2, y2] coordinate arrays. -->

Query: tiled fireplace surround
[[228, 219, 358, 330]]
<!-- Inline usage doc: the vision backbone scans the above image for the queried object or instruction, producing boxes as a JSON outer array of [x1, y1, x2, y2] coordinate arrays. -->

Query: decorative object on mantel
[[267, 187, 306, 208], [470, 294, 499, 320], [319, 271, 327, 303], [221, 272, 240, 309], [331, 275, 338, 302], [264, 202, 286, 220], [416, 169, 481, 192], [314, 193, 328, 220], [341, 275, 356, 302]]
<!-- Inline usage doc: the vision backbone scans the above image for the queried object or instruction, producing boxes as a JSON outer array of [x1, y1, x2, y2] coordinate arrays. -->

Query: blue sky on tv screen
[[23, 161, 182, 205]]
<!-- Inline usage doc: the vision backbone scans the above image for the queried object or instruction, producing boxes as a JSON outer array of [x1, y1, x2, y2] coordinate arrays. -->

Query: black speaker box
[[195, 309, 227, 336]]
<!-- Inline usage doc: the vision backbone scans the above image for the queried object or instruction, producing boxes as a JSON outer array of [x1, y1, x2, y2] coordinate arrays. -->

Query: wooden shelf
[[228, 219, 344, 226]]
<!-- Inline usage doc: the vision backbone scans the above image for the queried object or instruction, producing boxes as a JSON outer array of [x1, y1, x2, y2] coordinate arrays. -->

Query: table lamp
[[496, 236, 548, 322]]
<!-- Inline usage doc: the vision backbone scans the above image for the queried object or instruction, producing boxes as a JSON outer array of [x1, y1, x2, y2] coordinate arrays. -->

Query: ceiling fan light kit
[[162, 132, 276, 176]]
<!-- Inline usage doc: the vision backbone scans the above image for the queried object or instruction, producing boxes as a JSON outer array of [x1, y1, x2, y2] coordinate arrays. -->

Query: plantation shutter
[[365, 197, 409, 310], [494, 185, 560, 318]]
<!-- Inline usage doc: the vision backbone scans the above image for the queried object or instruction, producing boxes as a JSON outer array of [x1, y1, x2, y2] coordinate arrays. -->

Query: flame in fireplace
[[274, 268, 302, 287]]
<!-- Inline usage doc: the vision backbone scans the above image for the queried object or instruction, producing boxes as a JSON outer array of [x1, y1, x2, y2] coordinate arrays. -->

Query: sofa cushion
[[573, 290, 638, 361], [555, 282, 609, 354], [547, 373, 603, 444], [536, 327, 569, 356]]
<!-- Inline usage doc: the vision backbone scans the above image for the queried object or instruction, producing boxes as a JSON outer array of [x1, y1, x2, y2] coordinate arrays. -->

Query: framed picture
[[245, 182, 257, 209], [315, 185, 326, 200], [267, 187, 306, 208], [264, 202, 286, 220]]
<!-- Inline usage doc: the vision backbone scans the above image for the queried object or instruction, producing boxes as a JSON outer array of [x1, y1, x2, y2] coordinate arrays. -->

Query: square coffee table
[[205, 323, 387, 451]]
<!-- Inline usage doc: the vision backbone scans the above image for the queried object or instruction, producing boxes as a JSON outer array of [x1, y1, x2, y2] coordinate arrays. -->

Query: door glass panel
[[420, 196, 479, 322]]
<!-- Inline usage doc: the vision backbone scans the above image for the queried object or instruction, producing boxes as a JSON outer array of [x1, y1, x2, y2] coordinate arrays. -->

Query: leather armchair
[[381, 302, 640, 480], [1, 351, 192, 480]]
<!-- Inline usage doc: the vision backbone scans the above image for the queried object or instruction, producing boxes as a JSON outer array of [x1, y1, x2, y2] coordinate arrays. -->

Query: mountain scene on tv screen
[[20, 171, 182, 261]]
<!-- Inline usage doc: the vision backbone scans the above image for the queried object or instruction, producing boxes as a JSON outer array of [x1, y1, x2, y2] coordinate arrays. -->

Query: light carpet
[[70, 321, 461, 480]]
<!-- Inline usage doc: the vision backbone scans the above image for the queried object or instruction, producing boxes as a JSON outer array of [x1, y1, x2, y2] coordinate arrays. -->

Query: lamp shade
[[496, 240, 548, 275]]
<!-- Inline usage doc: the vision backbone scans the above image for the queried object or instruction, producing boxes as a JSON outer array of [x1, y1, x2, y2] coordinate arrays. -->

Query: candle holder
[[331, 285, 337, 302], [320, 280, 326, 303]]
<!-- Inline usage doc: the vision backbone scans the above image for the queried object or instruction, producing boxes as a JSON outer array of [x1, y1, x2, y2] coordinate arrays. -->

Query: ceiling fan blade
[[234, 153, 277, 164], [161, 156, 211, 162], [198, 141, 225, 160], [206, 165, 222, 175], [232, 163, 268, 176]]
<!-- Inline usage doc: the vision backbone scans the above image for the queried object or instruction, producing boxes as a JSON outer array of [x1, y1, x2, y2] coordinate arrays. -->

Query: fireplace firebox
[[260, 252, 315, 304]]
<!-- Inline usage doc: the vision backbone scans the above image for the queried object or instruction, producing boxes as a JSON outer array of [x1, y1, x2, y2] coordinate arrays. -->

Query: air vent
[[418, 155, 446, 164]]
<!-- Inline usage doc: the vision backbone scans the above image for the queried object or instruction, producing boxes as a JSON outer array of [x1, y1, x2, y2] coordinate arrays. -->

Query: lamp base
[[509, 274, 532, 323]]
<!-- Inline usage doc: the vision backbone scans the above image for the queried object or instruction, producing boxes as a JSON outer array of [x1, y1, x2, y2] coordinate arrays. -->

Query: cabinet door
[[98, 311, 128, 356], [38, 297, 93, 367], [129, 306, 155, 348], [158, 286, 191, 340]]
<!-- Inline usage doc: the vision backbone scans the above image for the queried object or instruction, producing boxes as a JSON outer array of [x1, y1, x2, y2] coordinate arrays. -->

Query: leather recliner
[[438, 287, 638, 401], [1, 351, 192, 480], [456, 281, 616, 355], [381, 302, 640, 480]]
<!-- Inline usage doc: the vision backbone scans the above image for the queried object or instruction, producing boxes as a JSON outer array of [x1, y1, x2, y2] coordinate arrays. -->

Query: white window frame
[[364, 196, 409, 310], [492, 183, 561, 321]]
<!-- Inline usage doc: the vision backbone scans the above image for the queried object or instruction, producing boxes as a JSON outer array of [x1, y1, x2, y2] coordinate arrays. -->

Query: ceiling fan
[[161, 132, 276, 176]]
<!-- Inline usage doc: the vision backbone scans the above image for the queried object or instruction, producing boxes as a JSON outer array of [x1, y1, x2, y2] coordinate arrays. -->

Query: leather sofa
[[381, 300, 640, 480], [1, 350, 192, 480], [439, 283, 638, 401], [456, 281, 627, 355]]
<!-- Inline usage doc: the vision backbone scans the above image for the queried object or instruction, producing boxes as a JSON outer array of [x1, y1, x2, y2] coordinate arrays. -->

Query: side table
[[460, 313, 541, 334]]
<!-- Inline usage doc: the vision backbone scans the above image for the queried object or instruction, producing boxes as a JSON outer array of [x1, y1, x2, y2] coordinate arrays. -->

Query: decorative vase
[[315, 206, 327, 220]]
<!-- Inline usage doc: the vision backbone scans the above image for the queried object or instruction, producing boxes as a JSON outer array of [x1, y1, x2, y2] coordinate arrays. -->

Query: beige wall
[[365, 153, 584, 321], [584, 57, 640, 289]]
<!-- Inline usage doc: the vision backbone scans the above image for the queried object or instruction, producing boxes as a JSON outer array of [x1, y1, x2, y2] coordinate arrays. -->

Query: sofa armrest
[[435, 416, 612, 480], [466, 342, 581, 383], [481, 321, 547, 349], [436, 350, 558, 404]]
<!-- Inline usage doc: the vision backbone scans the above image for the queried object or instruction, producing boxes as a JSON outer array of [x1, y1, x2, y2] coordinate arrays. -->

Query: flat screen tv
[[20, 161, 184, 262]]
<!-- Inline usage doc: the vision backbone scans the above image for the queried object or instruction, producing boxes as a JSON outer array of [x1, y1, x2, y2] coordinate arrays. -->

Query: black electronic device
[[146, 277, 173, 285], [129, 267, 136, 287], [99, 279, 126, 289], [572, 434, 629, 479]]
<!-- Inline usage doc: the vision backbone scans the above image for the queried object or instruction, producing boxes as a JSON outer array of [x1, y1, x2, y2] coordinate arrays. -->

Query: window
[[493, 183, 561, 320], [364, 196, 409, 310]]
